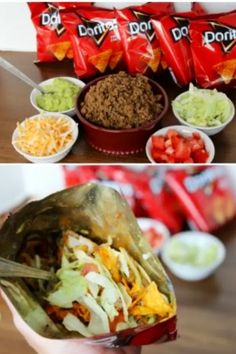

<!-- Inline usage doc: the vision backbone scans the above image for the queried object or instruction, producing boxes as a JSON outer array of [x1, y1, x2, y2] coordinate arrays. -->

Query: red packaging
[[27, 2, 93, 62], [61, 8, 124, 78], [115, 2, 174, 75], [152, 3, 206, 86], [190, 10, 236, 88], [62, 166, 183, 233], [166, 167, 236, 232], [136, 168, 184, 233]]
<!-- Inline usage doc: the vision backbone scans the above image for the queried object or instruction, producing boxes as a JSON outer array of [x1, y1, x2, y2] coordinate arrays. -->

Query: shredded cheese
[[14, 116, 73, 157]]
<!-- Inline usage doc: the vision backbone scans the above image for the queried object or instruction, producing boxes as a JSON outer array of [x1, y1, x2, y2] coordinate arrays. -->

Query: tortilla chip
[[109, 51, 123, 70], [66, 46, 73, 59], [130, 282, 174, 318], [141, 48, 161, 72], [48, 41, 71, 61], [160, 56, 168, 70], [88, 49, 112, 73], [213, 59, 236, 85]]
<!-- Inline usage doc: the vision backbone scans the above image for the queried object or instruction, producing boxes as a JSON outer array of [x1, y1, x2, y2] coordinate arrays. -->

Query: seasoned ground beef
[[80, 71, 163, 129]]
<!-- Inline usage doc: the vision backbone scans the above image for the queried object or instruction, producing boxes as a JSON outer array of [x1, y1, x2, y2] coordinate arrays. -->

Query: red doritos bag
[[190, 10, 236, 88], [152, 3, 206, 86], [61, 7, 124, 78], [115, 2, 174, 75], [166, 166, 236, 232], [99, 167, 183, 233], [28, 2, 93, 62]]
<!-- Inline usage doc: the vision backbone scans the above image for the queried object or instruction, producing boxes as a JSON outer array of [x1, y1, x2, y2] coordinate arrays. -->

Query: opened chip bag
[[152, 3, 206, 86], [115, 2, 174, 75], [61, 8, 124, 78], [0, 184, 177, 346], [166, 167, 236, 232], [62, 166, 183, 233], [190, 10, 236, 88], [28, 2, 93, 62]]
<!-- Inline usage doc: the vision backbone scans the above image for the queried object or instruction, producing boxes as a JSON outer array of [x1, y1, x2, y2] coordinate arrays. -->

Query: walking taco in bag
[[0, 184, 177, 346]]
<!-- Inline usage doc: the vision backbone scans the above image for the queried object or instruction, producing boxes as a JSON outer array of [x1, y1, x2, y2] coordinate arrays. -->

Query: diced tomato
[[81, 263, 99, 276], [184, 157, 194, 163], [192, 149, 209, 163], [152, 148, 162, 160], [166, 156, 176, 163], [152, 136, 165, 150], [174, 140, 191, 162], [171, 135, 181, 148], [189, 138, 204, 150], [144, 227, 164, 249], [167, 129, 178, 139], [192, 132, 201, 140], [150, 129, 208, 164], [165, 138, 172, 148], [109, 311, 125, 332], [166, 146, 175, 155]]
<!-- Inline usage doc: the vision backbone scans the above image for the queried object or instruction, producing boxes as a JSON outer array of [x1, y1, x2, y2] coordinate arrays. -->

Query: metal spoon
[[0, 57, 45, 94], [0, 256, 52, 280]]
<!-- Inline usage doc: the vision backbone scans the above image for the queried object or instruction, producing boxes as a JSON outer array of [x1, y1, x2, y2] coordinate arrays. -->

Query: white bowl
[[145, 125, 215, 164], [137, 217, 170, 253], [161, 231, 226, 281], [30, 76, 86, 117], [12, 113, 79, 163], [172, 91, 235, 136]]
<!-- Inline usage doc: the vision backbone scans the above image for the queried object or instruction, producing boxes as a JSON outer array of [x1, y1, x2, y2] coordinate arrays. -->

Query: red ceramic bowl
[[75, 75, 169, 155]]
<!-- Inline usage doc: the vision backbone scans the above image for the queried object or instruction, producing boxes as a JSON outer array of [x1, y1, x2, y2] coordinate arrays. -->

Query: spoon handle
[[0, 256, 52, 280], [0, 57, 44, 93]]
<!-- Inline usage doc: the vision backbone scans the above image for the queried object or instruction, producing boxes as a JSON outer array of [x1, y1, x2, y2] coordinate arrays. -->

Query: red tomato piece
[[166, 146, 175, 155], [189, 137, 204, 151], [81, 263, 99, 276], [167, 129, 178, 139], [184, 157, 194, 163], [192, 132, 201, 140], [152, 136, 165, 150], [174, 140, 191, 162], [192, 149, 209, 163], [171, 135, 181, 148], [165, 139, 172, 148]]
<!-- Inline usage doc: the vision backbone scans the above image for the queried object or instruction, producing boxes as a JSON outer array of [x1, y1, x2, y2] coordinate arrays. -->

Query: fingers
[[1, 290, 142, 354]]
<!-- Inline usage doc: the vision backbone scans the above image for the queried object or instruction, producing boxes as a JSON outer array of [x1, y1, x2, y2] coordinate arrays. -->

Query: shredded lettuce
[[85, 272, 119, 321], [118, 283, 132, 308], [167, 238, 219, 267], [172, 84, 232, 127], [47, 269, 87, 308], [63, 313, 92, 337], [67, 232, 95, 253], [79, 294, 110, 335], [120, 248, 142, 287]]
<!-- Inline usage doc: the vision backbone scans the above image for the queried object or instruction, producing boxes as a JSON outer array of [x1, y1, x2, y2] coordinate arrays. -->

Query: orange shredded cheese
[[14, 116, 73, 157]]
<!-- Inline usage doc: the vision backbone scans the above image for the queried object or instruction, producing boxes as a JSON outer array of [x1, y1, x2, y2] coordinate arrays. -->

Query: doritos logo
[[77, 17, 118, 47], [170, 16, 190, 43], [128, 11, 155, 42], [204, 22, 236, 53], [40, 3, 65, 37]]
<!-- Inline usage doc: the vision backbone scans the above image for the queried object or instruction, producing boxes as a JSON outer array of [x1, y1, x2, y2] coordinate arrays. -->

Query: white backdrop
[[0, 2, 236, 51]]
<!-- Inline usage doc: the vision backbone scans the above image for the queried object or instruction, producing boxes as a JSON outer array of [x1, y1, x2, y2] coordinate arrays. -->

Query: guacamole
[[36, 78, 81, 112]]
